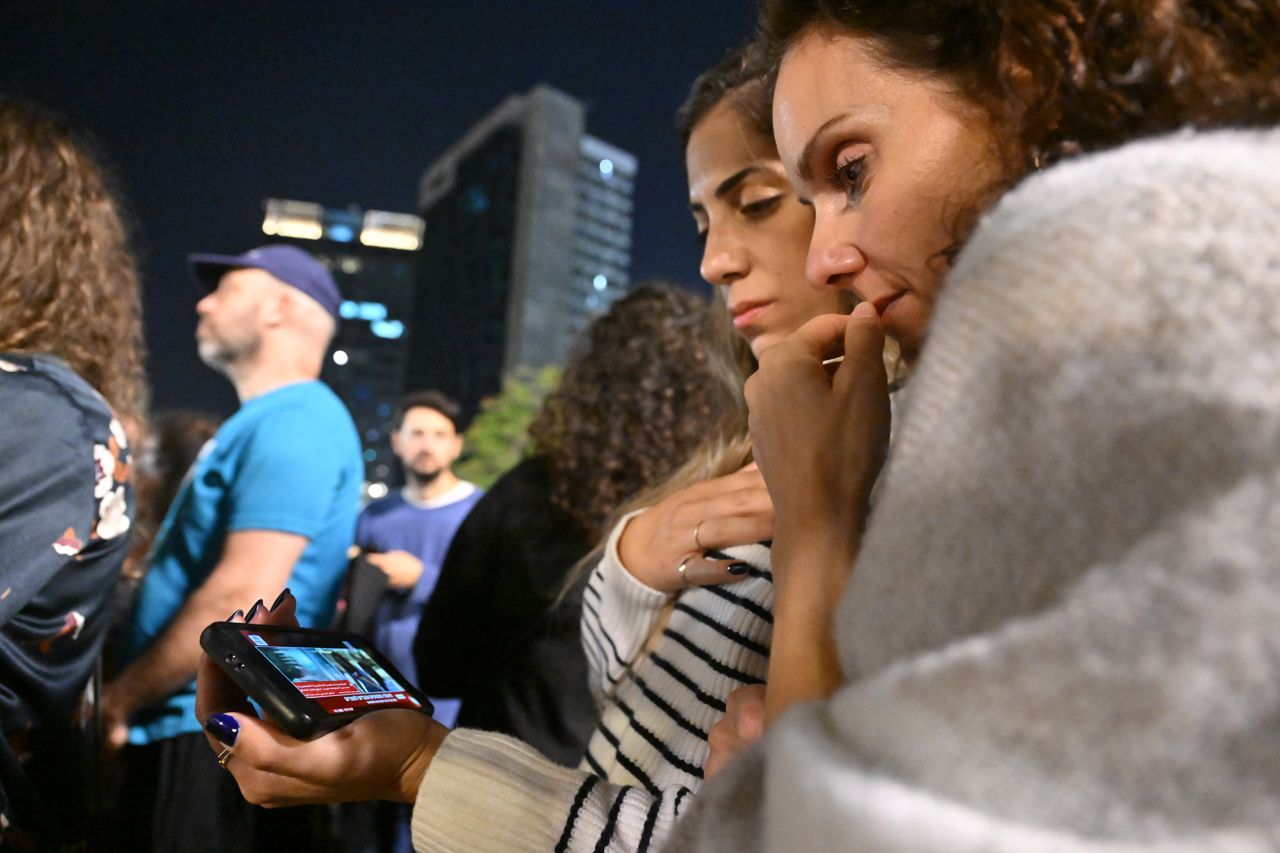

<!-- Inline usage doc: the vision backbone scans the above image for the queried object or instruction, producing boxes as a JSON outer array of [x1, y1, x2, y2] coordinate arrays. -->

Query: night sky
[[3, 1, 757, 416]]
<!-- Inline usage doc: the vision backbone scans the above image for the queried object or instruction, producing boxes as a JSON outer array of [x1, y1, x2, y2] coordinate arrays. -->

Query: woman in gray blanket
[[680, 1, 1280, 849]]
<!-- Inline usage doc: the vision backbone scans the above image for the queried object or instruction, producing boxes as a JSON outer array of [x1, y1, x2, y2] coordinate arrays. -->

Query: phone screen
[[239, 628, 425, 716]]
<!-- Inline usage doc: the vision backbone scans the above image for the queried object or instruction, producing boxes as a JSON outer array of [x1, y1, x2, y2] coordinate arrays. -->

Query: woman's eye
[[740, 195, 783, 218], [832, 155, 867, 203]]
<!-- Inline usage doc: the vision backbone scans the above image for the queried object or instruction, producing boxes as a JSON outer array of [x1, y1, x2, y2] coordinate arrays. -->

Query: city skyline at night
[[3, 1, 756, 416]]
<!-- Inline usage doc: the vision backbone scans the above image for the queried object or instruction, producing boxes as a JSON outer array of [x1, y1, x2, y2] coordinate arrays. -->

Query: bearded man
[[106, 245, 362, 852]]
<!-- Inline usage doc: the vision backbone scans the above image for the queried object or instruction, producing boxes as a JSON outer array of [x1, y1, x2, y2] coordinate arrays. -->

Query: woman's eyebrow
[[715, 166, 764, 199], [796, 114, 851, 182], [794, 107, 886, 181]]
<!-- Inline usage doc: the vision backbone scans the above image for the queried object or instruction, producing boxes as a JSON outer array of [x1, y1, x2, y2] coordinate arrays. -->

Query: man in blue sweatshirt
[[355, 390, 483, 727]]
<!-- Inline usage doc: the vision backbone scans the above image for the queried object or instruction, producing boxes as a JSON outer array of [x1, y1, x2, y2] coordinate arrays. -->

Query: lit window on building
[[328, 224, 356, 243], [371, 319, 405, 340], [360, 210, 424, 251], [261, 199, 324, 240], [357, 302, 388, 322]]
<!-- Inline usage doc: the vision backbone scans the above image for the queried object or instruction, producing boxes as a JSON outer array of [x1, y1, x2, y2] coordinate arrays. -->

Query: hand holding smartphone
[[200, 622, 433, 740]]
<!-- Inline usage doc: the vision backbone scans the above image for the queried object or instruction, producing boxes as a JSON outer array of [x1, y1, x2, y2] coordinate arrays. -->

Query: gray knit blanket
[[671, 127, 1280, 852]]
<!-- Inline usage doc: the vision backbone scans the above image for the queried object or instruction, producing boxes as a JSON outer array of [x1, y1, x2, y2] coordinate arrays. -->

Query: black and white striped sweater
[[412, 514, 773, 852]]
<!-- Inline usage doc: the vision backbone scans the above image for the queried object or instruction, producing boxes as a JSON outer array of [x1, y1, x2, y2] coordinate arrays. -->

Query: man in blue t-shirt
[[103, 245, 363, 851], [355, 390, 483, 728]]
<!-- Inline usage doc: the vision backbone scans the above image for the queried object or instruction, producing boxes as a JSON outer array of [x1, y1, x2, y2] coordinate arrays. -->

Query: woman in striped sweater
[[193, 45, 850, 852], [557, 41, 853, 845]]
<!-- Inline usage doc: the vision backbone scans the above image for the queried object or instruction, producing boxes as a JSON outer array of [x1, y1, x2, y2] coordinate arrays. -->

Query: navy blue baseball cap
[[188, 244, 343, 321]]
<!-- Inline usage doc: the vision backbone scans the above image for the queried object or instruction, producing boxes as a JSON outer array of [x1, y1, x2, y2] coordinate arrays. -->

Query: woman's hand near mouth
[[744, 301, 891, 724]]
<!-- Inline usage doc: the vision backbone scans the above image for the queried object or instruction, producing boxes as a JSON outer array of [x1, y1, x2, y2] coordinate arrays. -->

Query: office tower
[[407, 84, 636, 420], [261, 198, 424, 495]]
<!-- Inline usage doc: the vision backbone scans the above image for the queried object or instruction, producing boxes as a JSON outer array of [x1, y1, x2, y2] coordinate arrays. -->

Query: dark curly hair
[[528, 282, 742, 540], [0, 98, 147, 420], [761, 0, 1280, 176]]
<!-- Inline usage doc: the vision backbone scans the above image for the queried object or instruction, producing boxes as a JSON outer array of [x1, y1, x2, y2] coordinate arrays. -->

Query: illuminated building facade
[[261, 198, 424, 496], [408, 84, 636, 420]]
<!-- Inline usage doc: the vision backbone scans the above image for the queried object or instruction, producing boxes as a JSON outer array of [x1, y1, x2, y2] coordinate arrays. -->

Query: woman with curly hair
[[527, 282, 745, 543], [668, 1, 1280, 850], [0, 98, 145, 849], [0, 101, 147, 424], [414, 282, 740, 768]]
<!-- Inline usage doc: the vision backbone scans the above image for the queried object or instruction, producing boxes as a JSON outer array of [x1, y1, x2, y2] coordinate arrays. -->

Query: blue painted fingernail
[[205, 714, 239, 746], [270, 588, 291, 611], [726, 563, 750, 575], [227, 609, 244, 621], [245, 599, 265, 621]]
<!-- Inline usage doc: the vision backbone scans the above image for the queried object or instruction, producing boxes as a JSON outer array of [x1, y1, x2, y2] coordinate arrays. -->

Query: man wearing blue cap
[[104, 245, 363, 851]]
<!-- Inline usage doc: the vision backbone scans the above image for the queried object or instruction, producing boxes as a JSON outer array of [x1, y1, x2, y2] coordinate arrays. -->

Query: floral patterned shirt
[[0, 353, 133, 848]]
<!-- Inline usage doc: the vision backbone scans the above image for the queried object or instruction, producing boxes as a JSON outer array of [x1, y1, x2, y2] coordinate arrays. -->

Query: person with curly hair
[[0, 103, 148, 427], [414, 282, 738, 759], [666, 1, 1280, 850], [527, 283, 743, 543], [0, 97, 144, 849]]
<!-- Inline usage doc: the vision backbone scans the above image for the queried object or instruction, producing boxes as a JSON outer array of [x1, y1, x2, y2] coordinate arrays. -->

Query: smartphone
[[200, 621, 433, 740]]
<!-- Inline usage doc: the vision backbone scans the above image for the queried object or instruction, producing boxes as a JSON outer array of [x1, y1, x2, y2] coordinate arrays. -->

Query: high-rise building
[[260, 198, 424, 496], [407, 84, 636, 420]]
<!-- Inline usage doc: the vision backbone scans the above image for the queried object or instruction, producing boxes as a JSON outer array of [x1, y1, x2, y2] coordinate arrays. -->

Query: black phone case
[[200, 622, 433, 740]]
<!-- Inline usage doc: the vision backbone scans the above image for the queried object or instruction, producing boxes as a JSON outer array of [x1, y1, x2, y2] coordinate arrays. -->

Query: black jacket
[[414, 456, 597, 766]]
